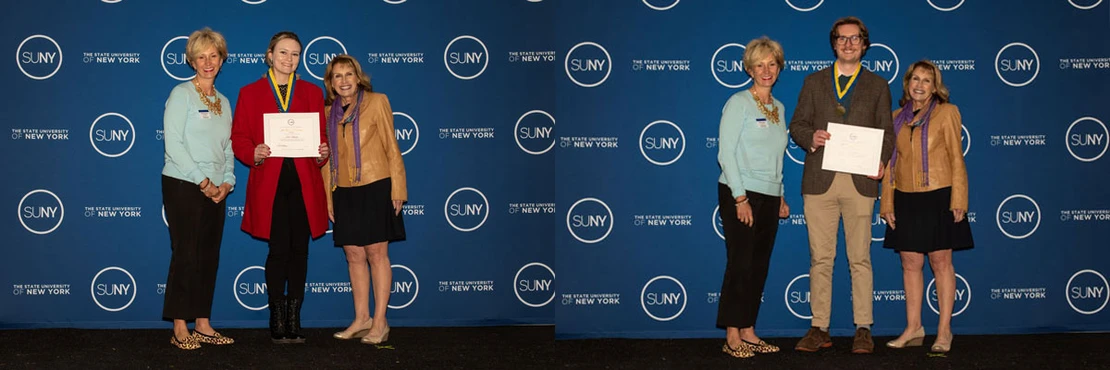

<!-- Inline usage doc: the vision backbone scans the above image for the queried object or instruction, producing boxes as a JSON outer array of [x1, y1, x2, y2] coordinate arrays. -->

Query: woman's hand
[[254, 144, 271, 164], [393, 200, 404, 216], [318, 142, 330, 162], [881, 212, 896, 230], [735, 197, 753, 227], [211, 183, 232, 203], [952, 209, 966, 223], [779, 198, 790, 218]]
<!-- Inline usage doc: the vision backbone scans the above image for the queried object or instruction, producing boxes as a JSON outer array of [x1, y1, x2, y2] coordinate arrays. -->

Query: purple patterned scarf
[[889, 98, 937, 186], [327, 90, 363, 190]]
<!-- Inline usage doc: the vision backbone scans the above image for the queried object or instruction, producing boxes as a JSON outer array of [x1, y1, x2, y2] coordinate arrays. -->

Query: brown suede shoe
[[794, 327, 832, 352], [852, 328, 874, 354]]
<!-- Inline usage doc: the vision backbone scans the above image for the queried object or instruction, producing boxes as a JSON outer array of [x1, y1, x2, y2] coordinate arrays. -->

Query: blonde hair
[[185, 27, 228, 65], [323, 54, 374, 106], [898, 60, 951, 106], [743, 36, 784, 74]]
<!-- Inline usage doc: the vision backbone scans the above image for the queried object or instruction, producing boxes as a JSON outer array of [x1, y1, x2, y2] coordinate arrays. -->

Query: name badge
[[198, 110, 212, 119], [755, 118, 769, 129]]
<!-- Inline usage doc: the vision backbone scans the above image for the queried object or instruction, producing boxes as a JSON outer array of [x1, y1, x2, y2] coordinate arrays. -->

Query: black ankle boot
[[269, 299, 289, 344], [285, 297, 306, 343]]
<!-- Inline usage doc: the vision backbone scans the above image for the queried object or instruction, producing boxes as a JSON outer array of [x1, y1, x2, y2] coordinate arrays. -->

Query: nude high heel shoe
[[931, 332, 953, 353], [361, 324, 390, 344], [885, 326, 925, 348], [333, 320, 373, 340]]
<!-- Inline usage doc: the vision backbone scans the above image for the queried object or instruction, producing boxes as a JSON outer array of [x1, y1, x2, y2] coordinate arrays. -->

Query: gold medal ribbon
[[834, 61, 861, 100], [267, 68, 294, 112]]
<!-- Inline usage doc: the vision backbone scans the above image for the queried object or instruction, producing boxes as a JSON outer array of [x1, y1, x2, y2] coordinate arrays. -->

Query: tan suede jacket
[[322, 92, 407, 214], [880, 102, 968, 214]]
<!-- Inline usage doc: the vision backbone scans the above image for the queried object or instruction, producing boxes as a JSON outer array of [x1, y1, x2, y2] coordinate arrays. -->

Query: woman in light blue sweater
[[716, 36, 790, 359], [161, 28, 235, 350]]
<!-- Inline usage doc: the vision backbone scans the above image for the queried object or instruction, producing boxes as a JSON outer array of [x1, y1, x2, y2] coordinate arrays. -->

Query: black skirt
[[332, 178, 406, 246], [882, 187, 973, 253]]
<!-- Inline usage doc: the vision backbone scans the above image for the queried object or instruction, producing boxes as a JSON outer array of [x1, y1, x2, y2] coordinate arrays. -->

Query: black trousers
[[162, 175, 225, 320], [267, 158, 310, 300], [716, 183, 781, 329]]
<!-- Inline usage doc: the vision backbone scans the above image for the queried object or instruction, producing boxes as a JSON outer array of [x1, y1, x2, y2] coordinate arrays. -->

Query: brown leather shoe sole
[[794, 341, 832, 352]]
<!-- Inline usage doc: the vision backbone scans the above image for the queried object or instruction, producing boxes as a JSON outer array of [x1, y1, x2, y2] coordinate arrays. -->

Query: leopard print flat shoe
[[192, 330, 235, 345]]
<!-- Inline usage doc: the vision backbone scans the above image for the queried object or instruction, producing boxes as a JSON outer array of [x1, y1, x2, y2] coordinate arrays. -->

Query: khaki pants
[[803, 172, 875, 328]]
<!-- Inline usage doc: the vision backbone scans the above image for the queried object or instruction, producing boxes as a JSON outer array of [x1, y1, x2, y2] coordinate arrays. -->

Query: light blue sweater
[[161, 81, 235, 187], [717, 90, 787, 199]]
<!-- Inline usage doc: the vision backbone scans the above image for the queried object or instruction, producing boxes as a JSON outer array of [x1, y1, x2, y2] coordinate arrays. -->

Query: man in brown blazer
[[789, 16, 894, 354]]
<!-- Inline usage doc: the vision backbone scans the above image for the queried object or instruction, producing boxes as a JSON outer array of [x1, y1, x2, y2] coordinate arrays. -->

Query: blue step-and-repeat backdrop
[[3, 0, 1110, 340]]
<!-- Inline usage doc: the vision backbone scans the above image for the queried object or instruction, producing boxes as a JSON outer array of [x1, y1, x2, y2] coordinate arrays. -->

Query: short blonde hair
[[186, 27, 228, 65], [743, 36, 784, 74], [898, 60, 951, 106]]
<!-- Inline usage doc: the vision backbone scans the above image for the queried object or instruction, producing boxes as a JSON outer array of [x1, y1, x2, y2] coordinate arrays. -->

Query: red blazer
[[231, 77, 329, 240]]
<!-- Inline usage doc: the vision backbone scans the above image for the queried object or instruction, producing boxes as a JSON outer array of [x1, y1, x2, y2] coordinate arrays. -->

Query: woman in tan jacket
[[880, 60, 972, 354], [321, 55, 407, 345]]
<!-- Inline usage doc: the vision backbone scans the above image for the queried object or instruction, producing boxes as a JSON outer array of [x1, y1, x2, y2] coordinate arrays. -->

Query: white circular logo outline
[[444, 35, 489, 80], [867, 43, 901, 85], [785, 129, 805, 165], [1069, 0, 1103, 10], [384, 0, 407, 4], [926, 273, 971, 316], [162, 205, 168, 227], [303, 36, 349, 81], [639, 120, 686, 166], [566, 197, 614, 244], [784, 274, 812, 319], [711, 43, 750, 88], [1067, 269, 1110, 315], [18, 189, 64, 235], [393, 112, 420, 156], [16, 35, 63, 80], [712, 205, 724, 240], [444, 187, 490, 232], [961, 124, 971, 156], [927, 0, 965, 11], [388, 264, 419, 309], [994, 42, 1040, 87], [89, 112, 136, 158], [242, 0, 266, 4], [160, 36, 193, 81], [564, 42, 612, 88], [1065, 117, 1108, 162], [91, 266, 137, 312], [995, 194, 1041, 239], [514, 110, 556, 155], [233, 266, 268, 311], [784, 0, 824, 12], [640, 275, 687, 321], [642, 0, 680, 10], [514, 262, 556, 307]]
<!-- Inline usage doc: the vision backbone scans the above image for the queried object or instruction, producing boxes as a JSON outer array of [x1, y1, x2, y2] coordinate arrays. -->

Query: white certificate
[[821, 122, 884, 177], [264, 113, 320, 158]]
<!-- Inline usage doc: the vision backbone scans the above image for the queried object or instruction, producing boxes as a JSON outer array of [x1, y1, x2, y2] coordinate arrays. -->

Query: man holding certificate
[[231, 31, 330, 344], [789, 16, 894, 354]]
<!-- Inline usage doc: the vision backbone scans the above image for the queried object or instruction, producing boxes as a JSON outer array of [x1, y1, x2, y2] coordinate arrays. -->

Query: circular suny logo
[[515, 110, 556, 155], [927, 0, 965, 11], [303, 36, 348, 81], [233, 266, 268, 310], [18, 189, 64, 235], [515, 262, 556, 307], [89, 112, 136, 158], [642, 0, 679, 10], [785, 130, 807, 165], [639, 120, 686, 166], [927, 273, 971, 316], [566, 197, 614, 244], [995, 42, 1040, 87], [1069, 0, 1103, 10], [712, 205, 725, 240], [711, 43, 749, 88], [641, 275, 687, 321], [388, 264, 419, 309], [871, 197, 887, 242], [1066, 117, 1108, 162], [393, 112, 420, 156], [862, 43, 900, 85], [161, 36, 193, 81], [996, 194, 1041, 239], [961, 124, 971, 156], [16, 34, 62, 80], [1067, 269, 1109, 315], [565, 42, 612, 88], [784, 0, 824, 11], [444, 35, 488, 80], [445, 187, 490, 232], [784, 274, 812, 319], [91, 266, 137, 312]]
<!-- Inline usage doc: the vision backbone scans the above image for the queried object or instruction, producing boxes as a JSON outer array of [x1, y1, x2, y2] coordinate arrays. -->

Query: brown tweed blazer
[[789, 67, 894, 198]]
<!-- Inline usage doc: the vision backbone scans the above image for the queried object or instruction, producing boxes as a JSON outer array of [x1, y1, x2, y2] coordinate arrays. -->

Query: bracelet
[[735, 198, 749, 206]]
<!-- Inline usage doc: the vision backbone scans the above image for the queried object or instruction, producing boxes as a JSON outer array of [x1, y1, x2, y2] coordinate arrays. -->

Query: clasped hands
[[199, 178, 231, 203]]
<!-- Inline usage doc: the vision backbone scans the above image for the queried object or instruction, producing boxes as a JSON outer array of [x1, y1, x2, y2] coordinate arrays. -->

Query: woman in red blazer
[[231, 31, 329, 344]]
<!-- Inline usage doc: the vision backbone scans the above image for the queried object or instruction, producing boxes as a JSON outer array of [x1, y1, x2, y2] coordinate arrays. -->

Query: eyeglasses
[[835, 35, 864, 45]]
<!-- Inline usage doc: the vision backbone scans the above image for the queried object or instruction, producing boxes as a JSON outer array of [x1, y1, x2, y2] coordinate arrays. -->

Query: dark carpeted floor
[[3, 327, 1110, 369]]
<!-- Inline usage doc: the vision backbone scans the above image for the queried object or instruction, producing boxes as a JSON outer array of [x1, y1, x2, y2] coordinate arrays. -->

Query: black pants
[[716, 183, 780, 329], [162, 175, 225, 320], [267, 158, 310, 300]]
